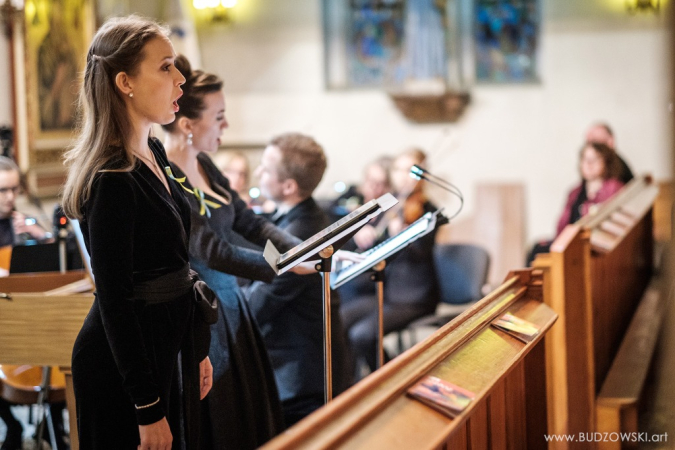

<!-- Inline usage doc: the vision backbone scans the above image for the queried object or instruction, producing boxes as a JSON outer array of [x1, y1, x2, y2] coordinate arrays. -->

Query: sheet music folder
[[330, 210, 445, 289], [264, 193, 398, 275]]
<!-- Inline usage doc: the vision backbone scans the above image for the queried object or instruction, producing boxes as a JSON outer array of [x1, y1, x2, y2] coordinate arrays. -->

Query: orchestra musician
[[246, 133, 351, 427], [341, 148, 440, 379], [62, 17, 213, 449], [0, 156, 51, 249]]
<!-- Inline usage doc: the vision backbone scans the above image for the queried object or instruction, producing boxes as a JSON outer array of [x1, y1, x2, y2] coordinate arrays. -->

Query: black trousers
[[341, 296, 435, 376]]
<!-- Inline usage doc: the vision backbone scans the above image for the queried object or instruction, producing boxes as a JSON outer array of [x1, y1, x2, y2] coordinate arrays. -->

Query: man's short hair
[[0, 156, 19, 174], [269, 133, 327, 198]]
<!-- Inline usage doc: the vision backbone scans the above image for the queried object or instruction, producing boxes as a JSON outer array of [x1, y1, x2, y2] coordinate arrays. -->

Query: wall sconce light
[[192, 0, 238, 24], [626, 0, 660, 14]]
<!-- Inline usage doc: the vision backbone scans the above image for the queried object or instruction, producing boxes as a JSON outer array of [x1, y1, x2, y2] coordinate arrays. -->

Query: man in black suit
[[247, 133, 351, 427]]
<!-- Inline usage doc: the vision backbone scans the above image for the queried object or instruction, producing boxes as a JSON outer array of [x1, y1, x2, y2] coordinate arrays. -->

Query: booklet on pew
[[491, 313, 540, 343], [407, 376, 475, 418]]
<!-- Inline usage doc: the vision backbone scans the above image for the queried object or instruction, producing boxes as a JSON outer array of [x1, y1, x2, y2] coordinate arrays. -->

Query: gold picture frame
[[11, 0, 95, 196]]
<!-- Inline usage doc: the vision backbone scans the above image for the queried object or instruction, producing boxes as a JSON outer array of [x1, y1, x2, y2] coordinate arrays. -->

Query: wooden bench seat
[[596, 280, 666, 448]]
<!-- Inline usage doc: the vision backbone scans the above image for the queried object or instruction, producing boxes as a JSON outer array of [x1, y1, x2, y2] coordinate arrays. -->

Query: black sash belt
[[133, 265, 219, 324], [134, 266, 192, 304]]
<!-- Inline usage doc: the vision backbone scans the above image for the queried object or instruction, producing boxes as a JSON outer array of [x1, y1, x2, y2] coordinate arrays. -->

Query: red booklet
[[407, 376, 475, 418]]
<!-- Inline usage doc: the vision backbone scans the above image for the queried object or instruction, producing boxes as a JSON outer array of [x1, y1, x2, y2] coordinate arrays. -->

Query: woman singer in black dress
[[63, 17, 213, 450], [162, 56, 299, 449]]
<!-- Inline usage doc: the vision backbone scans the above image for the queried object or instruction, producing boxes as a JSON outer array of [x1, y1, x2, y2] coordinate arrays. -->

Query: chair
[[404, 243, 490, 347]]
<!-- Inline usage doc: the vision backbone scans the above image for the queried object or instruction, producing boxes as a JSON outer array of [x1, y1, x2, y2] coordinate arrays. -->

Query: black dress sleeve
[[85, 173, 165, 425], [185, 156, 301, 283], [189, 208, 279, 283], [199, 154, 300, 251]]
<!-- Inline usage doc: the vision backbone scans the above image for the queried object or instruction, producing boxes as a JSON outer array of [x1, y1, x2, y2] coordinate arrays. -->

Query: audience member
[[585, 122, 634, 184], [528, 142, 625, 263], [246, 133, 351, 427], [555, 143, 624, 235]]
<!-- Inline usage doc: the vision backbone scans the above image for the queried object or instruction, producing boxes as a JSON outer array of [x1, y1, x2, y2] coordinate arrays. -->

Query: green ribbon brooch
[[165, 166, 222, 218]]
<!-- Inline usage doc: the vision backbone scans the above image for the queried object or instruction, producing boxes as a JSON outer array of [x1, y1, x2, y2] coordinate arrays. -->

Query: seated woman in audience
[[555, 142, 624, 234], [528, 142, 624, 263], [341, 148, 439, 379]]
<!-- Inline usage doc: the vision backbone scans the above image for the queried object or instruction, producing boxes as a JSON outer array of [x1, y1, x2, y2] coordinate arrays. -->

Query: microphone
[[410, 165, 464, 220]]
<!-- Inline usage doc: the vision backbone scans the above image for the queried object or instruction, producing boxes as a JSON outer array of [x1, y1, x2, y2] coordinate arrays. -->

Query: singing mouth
[[173, 93, 182, 112]]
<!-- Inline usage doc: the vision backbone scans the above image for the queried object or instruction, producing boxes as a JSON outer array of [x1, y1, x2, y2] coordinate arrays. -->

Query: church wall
[[196, 0, 672, 243], [0, 0, 670, 243]]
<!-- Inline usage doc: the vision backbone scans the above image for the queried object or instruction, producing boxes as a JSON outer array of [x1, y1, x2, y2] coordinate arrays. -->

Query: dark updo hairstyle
[[161, 55, 223, 132], [580, 142, 621, 180]]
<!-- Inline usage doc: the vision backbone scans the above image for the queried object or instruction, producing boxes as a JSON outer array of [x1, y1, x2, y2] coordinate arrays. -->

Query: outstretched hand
[[287, 250, 364, 275], [333, 250, 364, 265]]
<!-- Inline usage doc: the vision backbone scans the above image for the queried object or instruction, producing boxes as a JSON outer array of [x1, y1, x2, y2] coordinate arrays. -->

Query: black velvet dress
[[170, 153, 300, 450], [71, 139, 209, 449]]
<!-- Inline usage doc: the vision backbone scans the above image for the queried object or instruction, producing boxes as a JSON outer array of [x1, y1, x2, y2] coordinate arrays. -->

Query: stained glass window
[[324, 0, 452, 89], [474, 0, 539, 83]]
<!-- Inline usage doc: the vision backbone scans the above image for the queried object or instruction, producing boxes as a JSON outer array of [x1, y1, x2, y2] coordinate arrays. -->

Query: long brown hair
[[580, 142, 621, 180], [61, 15, 170, 219]]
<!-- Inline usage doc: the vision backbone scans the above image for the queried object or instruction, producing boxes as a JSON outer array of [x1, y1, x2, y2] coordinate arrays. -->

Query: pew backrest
[[262, 270, 557, 450]]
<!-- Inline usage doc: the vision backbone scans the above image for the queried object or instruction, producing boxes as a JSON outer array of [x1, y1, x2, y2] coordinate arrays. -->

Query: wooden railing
[[262, 269, 557, 449], [0, 271, 94, 450], [533, 175, 658, 446]]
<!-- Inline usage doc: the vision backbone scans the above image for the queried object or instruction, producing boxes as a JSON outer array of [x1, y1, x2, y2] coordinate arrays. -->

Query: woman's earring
[[128, 92, 134, 98], [187, 133, 193, 146]]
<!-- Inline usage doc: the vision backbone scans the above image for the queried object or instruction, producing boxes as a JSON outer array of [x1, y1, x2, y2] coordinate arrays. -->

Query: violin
[[372, 187, 427, 240], [401, 189, 427, 226]]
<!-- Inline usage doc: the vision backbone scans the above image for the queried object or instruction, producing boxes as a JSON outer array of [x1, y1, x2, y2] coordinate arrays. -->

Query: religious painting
[[474, 0, 539, 83], [324, 0, 451, 90], [8, 0, 95, 196], [24, 0, 93, 143]]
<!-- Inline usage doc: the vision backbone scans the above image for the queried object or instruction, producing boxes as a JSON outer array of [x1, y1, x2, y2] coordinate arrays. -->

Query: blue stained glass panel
[[474, 0, 539, 83]]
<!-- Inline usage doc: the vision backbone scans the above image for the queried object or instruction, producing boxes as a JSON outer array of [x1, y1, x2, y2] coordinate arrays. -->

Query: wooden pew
[[0, 271, 94, 450], [533, 175, 659, 446], [261, 269, 557, 449]]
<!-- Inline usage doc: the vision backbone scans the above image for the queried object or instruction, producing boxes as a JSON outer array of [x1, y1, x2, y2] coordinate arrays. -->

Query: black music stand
[[264, 193, 397, 403], [331, 210, 447, 369]]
